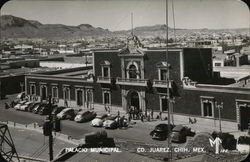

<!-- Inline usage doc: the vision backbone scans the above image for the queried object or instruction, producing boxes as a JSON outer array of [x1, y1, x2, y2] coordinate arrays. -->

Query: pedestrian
[[128, 107, 132, 120], [140, 113, 144, 122], [117, 110, 120, 117], [151, 109, 154, 119], [159, 111, 162, 120], [107, 106, 111, 114], [131, 106, 135, 119], [117, 116, 121, 128], [189, 117, 193, 124], [134, 108, 139, 119], [64, 100, 68, 107], [193, 118, 197, 124]]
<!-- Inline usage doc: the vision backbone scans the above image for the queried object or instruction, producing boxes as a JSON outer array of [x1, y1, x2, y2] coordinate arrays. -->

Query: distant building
[[13, 44, 33, 50]]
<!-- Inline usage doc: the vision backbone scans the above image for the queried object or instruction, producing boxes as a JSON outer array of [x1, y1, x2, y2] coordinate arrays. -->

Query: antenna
[[131, 12, 134, 36]]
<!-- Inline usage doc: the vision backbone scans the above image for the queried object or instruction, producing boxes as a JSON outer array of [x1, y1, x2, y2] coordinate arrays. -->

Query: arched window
[[128, 64, 137, 79]]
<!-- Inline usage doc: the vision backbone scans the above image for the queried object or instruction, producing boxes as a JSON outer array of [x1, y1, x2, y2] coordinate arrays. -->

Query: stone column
[[140, 90, 146, 112], [121, 88, 128, 112]]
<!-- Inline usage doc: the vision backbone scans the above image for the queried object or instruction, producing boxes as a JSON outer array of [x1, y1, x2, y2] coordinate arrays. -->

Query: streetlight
[[215, 101, 223, 132]]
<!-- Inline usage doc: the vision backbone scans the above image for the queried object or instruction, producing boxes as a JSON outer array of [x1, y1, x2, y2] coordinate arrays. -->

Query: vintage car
[[57, 108, 76, 120], [74, 110, 97, 123], [150, 123, 174, 140]]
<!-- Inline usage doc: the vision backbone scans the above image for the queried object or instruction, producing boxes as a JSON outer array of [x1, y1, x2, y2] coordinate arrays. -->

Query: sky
[[0, 0, 249, 31]]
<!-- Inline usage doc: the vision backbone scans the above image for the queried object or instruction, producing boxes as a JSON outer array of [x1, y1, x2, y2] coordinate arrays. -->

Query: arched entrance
[[129, 91, 140, 111]]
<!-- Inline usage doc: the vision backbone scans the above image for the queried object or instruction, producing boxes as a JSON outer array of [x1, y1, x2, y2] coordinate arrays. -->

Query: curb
[[0, 121, 81, 145]]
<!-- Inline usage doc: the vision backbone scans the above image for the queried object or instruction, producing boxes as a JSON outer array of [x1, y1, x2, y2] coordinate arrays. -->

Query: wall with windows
[[144, 50, 181, 84], [93, 51, 121, 78], [181, 89, 250, 121]]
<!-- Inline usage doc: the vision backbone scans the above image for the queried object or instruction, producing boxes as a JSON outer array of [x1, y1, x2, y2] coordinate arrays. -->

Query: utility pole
[[215, 101, 223, 133], [165, 0, 172, 161], [48, 95, 53, 161], [43, 95, 61, 161], [170, 97, 175, 125], [131, 12, 134, 36]]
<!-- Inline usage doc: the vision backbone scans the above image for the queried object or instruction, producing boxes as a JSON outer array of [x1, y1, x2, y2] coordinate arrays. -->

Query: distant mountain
[[0, 15, 111, 40], [115, 25, 249, 38], [0, 15, 249, 40]]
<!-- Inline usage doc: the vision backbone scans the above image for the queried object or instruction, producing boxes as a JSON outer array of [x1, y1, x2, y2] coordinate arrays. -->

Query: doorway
[[130, 91, 140, 111], [240, 106, 250, 130]]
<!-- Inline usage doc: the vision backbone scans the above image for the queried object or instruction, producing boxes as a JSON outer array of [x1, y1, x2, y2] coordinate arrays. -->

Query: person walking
[[159, 111, 162, 120], [151, 109, 154, 119], [131, 106, 135, 119]]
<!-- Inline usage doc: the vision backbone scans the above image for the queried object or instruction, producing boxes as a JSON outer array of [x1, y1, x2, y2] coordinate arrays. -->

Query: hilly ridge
[[0, 15, 249, 40], [0, 15, 111, 40]]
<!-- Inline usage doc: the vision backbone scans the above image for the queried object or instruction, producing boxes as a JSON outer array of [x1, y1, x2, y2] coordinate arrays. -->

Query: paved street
[[0, 94, 249, 162], [0, 95, 169, 146]]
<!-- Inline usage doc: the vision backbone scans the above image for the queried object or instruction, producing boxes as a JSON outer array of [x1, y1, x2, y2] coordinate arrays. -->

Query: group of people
[[127, 106, 163, 122], [128, 106, 143, 121]]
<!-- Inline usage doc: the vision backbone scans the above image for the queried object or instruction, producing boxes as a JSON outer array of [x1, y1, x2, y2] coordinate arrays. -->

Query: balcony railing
[[97, 76, 112, 84], [116, 77, 148, 86], [153, 80, 172, 88]]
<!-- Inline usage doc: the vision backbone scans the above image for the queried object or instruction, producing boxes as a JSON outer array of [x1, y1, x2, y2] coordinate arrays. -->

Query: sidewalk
[[5, 126, 76, 161], [3, 124, 163, 162], [92, 103, 247, 136]]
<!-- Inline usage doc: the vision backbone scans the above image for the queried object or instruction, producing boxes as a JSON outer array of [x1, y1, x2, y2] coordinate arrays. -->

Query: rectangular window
[[160, 69, 167, 80], [161, 98, 168, 111], [76, 90, 83, 106], [104, 92, 110, 105], [103, 67, 109, 77], [30, 85, 36, 95], [200, 96, 214, 118], [203, 102, 212, 117], [41, 86, 47, 100], [52, 87, 58, 98], [215, 63, 221, 67], [64, 88, 70, 100]]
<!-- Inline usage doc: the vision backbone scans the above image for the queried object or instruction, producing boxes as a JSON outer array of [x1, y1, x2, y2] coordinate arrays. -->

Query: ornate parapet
[[182, 77, 197, 88]]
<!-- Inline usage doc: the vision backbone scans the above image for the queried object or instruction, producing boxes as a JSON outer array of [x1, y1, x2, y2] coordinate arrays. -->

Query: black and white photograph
[[0, 0, 250, 161]]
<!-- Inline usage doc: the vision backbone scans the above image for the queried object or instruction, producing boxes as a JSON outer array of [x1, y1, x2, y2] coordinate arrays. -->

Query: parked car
[[16, 92, 26, 100], [33, 103, 47, 114], [74, 111, 97, 123], [57, 108, 76, 120], [85, 130, 108, 145], [91, 114, 108, 127], [103, 115, 118, 129], [27, 102, 39, 112], [39, 104, 57, 115], [171, 125, 194, 143], [28, 102, 40, 112], [150, 124, 174, 140], [14, 101, 27, 110], [19, 101, 33, 111], [52, 106, 65, 116]]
